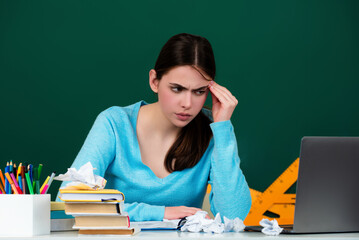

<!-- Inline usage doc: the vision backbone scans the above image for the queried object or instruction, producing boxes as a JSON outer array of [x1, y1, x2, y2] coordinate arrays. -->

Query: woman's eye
[[171, 87, 182, 93], [194, 90, 206, 95]]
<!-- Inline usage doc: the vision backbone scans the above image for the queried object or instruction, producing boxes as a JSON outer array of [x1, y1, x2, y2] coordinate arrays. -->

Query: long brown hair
[[154, 33, 215, 172]]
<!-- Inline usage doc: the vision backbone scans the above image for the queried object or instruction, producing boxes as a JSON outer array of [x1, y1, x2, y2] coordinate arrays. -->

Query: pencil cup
[[0, 194, 50, 236]]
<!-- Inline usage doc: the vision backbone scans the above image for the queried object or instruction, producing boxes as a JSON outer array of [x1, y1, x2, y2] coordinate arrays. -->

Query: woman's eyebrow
[[169, 83, 209, 91]]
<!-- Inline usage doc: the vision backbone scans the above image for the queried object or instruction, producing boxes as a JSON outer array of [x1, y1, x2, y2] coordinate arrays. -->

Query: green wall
[[1, 0, 358, 200]]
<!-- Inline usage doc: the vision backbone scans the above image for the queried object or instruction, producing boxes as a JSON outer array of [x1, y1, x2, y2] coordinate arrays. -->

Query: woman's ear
[[149, 69, 159, 93]]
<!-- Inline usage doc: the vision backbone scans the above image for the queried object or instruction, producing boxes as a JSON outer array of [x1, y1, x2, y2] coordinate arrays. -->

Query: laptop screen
[[293, 137, 359, 233]]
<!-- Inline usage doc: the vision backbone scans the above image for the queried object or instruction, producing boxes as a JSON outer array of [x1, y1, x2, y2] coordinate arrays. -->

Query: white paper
[[54, 162, 107, 189], [259, 218, 283, 236], [180, 211, 245, 234]]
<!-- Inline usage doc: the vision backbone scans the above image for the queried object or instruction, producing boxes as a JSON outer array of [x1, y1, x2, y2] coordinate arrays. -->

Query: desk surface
[[1, 231, 359, 240]]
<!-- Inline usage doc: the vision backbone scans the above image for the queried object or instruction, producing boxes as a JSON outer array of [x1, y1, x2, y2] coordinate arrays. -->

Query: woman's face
[[153, 65, 211, 128]]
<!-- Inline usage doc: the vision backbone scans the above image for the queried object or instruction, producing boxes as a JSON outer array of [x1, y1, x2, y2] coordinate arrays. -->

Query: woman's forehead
[[163, 66, 211, 85]]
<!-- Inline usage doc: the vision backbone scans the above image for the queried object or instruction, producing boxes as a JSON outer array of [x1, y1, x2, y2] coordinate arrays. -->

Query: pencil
[[0, 169, 5, 187], [16, 163, 22, 181], [10, 172, 23, 194], [5, 172, 19, 194], [0, 179, 5, 194], [18, 175, 23, 193], [5, 163, 10, 194]]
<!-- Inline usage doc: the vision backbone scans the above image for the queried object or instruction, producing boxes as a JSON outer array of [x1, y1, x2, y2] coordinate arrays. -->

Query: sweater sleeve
[[208, 120, 252, 221], [124, 202, 165, 221]]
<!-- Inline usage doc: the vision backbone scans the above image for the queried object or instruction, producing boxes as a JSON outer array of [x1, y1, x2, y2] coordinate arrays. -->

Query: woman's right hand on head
[[164, 206, 203, 220]]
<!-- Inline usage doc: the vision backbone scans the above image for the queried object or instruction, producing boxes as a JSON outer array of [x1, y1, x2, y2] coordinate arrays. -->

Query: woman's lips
[[175, 113, 191, 121]]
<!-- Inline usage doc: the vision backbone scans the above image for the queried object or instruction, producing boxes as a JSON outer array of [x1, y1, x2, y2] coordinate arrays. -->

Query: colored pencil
[[5, 172, 19, 194], [10, 172, 23, 194], [16, 163, 22, 181], [0, 169, 5, 186], [5, 163, 10, 194], [0, 179, 5, 194]]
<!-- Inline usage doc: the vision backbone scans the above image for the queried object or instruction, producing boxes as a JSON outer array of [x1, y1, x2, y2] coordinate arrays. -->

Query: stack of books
[[58, 188, 139, 235]]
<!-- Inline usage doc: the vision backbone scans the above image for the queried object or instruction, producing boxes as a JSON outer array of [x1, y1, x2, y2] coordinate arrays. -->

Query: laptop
[[246, 137, 359, 234]]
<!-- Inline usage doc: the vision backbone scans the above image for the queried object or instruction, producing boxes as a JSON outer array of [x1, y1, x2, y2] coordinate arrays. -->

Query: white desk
[[1, 231, 359, 239]]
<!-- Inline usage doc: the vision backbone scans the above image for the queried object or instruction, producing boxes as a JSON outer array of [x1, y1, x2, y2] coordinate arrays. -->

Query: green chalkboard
[[1, 0, 358, 200]]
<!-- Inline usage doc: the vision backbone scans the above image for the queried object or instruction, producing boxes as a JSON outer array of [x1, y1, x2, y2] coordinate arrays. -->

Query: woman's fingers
[[210, 81, 238, 105], [208, 81, 238, 122]]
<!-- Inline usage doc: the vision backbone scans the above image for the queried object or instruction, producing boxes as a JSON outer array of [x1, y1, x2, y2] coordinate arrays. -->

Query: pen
[[38, 164, 43, 181], [28, 164, 33, 183], [25, 172, 34, 195], [41, 184, 48, 194], [44, 172, 56, 194], [0, 169, 5, 187], [10, 172, 23, 194], [34, 167, 40, 194], [5, 172, 19, 194]]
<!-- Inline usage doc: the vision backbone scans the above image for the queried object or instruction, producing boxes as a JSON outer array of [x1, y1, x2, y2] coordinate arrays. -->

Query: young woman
[[59, 33, 251, 221]]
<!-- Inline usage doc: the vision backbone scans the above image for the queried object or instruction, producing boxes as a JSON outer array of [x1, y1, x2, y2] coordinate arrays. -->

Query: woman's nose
[[181, 93, 192, 109]]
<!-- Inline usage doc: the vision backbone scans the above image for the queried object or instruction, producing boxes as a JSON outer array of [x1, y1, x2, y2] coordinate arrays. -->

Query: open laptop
[[246, 137, 359, 234]]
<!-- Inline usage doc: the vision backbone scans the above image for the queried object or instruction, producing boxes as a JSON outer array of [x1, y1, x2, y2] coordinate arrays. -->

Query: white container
[[0, 194, 50, 236]]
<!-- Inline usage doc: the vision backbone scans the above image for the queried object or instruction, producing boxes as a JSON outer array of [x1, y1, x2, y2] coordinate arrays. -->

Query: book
[[74, 215, 130, 228], [65, 202, 123, 215], [77, 226, 140, 235], [51, 201, 65, 211], [58, 189, 124, 202], [51, 210, 74, 219], [51, 218, 76, 232]]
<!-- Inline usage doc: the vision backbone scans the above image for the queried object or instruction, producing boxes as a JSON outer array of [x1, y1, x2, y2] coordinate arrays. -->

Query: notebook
[[246, 137, 359, 234]]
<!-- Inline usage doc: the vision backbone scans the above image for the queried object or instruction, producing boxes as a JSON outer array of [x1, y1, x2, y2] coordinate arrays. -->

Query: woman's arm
[[208, 121, 251, 220], [207, 81, 252, 220]]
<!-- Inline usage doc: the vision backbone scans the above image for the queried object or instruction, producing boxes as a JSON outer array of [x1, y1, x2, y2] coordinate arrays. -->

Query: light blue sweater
[[58, 101, 251, 221]]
